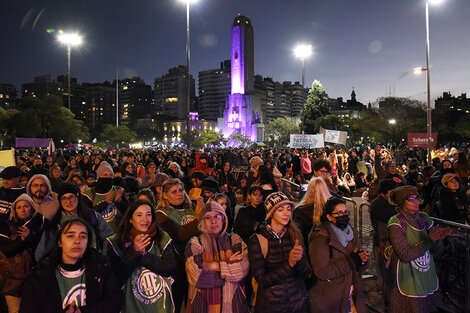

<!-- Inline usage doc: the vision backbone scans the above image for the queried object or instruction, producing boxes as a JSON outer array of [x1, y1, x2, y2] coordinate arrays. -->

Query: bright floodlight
[[57, 33, 82, 46], [428, 0, 445, 5], [178, 0, 198, 3], [294, 44, 313, 60], [413, 67, 426, 75], [389, 119, 396, 125]]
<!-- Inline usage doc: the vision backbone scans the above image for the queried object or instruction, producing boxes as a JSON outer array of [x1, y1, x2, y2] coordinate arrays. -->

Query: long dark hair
[[117, 199, 164, 251], [52, 217, 94, 264]]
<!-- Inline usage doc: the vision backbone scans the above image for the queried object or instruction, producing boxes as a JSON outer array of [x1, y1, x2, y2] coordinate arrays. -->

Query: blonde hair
[[156, 178, 193, 211], [297, 177, 331, 224]]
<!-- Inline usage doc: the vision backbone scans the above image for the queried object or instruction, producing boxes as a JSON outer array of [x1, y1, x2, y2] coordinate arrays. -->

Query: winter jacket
[[19, 250, 123, 313], [248, 224, 311, 313], [308, 222, 367, 313]]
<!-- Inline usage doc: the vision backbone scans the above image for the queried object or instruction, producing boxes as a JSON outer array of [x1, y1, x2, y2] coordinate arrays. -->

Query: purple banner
[[15, 138, 51, 148]]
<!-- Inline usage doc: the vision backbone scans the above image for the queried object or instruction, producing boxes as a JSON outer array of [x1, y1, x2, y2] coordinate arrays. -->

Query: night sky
[[2, 0, 469, 105]]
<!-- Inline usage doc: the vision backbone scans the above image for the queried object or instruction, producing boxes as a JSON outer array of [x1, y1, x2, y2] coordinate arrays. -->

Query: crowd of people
[[0, 143, 467, 313]]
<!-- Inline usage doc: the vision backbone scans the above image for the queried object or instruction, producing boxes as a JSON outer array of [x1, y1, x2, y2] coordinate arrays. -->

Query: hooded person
[[185, 201, 250, 313], [82, 161, 129, 233], [0, 194, 46, 312], [190, 153, 215, 176], [26, 174, 59, 220]]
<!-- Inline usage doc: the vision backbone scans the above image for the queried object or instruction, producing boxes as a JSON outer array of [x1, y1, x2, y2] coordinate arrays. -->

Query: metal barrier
[[430, 217, 470, 313], [358, 202, 370, 240], [343, 196, 358, 232]]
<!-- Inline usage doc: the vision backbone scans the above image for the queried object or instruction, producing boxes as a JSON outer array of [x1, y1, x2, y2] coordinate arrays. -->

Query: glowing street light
[[417, 0, 446, 165], [57, 32, 83, 111], [389, 119, 396, 125], [294, 44, 313, 87], [178, 0, 198, 148]]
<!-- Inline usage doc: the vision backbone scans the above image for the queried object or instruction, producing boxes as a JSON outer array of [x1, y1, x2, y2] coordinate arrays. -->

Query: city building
[[328, 88, 366, 118], [198, 60, 231, 121], [218, 14, 264, 142], [154, 66, 195, 120], [82, 81, 116, 135], [21, 75, 87, 120], [435, 91, 470, 113], [163, 112, 218, 145], [0, 84, 18, 109], [118, 77, 152, 127]]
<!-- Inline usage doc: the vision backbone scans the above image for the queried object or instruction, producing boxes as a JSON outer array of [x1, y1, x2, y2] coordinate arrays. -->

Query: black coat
[[19, 250, 123, 313], [248, 224, 311, 313]]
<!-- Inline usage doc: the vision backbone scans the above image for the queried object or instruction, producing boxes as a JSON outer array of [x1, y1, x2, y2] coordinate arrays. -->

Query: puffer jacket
[[308, 222, 367, 313], [248, 224, 311, 313]]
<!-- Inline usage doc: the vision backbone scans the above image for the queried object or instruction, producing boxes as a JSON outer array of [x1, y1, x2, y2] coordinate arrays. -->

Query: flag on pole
[[320, 127, 348, 145], [47, 139, 55, 158]]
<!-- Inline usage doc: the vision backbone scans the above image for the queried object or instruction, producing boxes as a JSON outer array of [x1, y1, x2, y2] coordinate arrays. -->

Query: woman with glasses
[[309, 197, 369, 313], [34, 183, 113, 261], [20, 218, 122, 313], [185, 201, 250, 313], [386, 186, 451, 313]]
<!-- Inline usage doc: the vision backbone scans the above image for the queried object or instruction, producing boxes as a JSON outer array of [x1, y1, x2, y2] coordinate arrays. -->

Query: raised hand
[[133, 234, 151, 252], [288, 239, 303, 267]]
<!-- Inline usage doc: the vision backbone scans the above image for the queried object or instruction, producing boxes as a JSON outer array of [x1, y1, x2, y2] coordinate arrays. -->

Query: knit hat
[[96, 161, 114, 178], [249, 156, 263, 167], [11, 193, 37, 220], [197, 201, 227, 235], [58, 182, 81, 202], [201, 177, 220, 194], [264, 192, 294, 220], [153, 172, 169, 187], [441, 173, 458, 187], [0, 166, 21, 179], [389, 185, 418, 208]]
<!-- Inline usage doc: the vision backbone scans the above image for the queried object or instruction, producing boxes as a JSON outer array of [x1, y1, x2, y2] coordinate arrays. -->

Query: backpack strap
[[396, 213, 407, 233], [255, 234, 268, 258]]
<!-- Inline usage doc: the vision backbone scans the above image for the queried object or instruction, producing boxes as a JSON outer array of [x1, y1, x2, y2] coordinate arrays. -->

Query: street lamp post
[[294, 44, 313, 87], [425, 0, 432, 166], [179, 0, 196, 148], [57, 32, 82, 111]]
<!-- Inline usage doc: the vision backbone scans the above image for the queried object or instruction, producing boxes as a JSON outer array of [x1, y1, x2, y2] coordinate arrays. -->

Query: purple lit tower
[[219, 14, 262, 143]]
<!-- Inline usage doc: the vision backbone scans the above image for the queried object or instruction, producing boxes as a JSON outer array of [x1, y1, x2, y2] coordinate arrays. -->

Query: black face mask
[[96, 177, 113, 192], [334, 215, 350, 229]]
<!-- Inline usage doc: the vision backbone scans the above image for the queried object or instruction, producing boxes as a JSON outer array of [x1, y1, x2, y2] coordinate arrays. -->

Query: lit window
[[165, 97, 178, 103], [0, 94, 3, 98], [123, 86, 128, 90]]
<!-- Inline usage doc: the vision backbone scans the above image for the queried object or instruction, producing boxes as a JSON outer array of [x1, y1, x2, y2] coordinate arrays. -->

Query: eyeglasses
[[203, 214, 224, 221], [319, 170, 329, 174], [331, 210, 349, 217], [61, 195, 78, 203], [407, 195, 421, 202]]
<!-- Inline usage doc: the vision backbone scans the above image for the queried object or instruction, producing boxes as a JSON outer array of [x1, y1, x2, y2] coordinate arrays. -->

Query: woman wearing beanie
[[35, 182, 113, 261], [248, 191, 311, 313], [309, 197, 368, 313], [82, 161, 129, 233], [104, 200, 176, 313], [0, 194, 45, 312], [185, 201, 250, 313], [386, 185, 451, 313]]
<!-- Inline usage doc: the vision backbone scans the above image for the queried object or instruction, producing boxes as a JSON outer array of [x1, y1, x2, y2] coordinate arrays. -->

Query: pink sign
[[407, 132, 438, 148]]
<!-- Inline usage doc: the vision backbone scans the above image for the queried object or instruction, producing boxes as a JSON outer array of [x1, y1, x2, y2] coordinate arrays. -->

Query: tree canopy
[[301, 80, 329, 133], [265, 117, 300, 146], [101, 125, 137, 147]]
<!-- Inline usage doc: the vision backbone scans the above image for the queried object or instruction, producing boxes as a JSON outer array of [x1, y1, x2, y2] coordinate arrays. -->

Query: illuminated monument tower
[[219, 14, 262, 143]]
